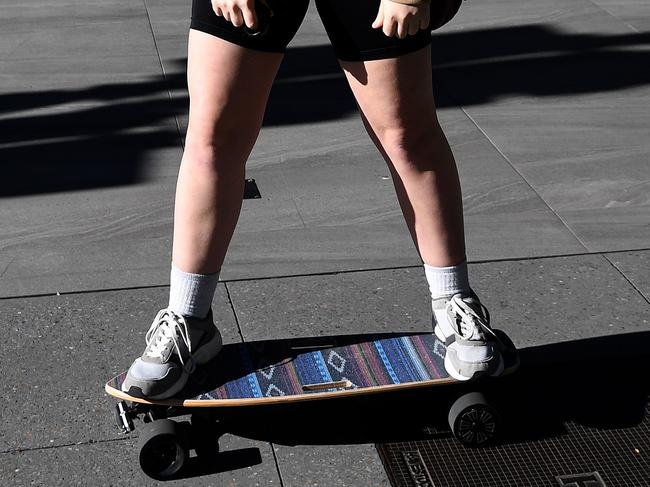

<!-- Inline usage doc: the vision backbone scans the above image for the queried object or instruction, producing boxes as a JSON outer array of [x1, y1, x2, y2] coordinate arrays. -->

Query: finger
[[372, 1, 384, 29], [231, 6, 244, 27], [408, 20, 419, 36], [384, 18, 397, 37], [242, 2, 257, 29], [397, 21, 406, 39], [211, 0, 222, 16]]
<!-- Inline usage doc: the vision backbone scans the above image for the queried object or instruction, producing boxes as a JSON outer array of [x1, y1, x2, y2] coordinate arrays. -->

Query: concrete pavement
[[1, 0, 649, 484]]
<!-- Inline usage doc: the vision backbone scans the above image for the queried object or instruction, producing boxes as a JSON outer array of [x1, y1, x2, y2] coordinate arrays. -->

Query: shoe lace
[[448, 294, 497, 341], [144, 309, 196, 372]]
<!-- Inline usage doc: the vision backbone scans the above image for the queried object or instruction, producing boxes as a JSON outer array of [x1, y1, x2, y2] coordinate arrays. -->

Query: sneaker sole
[[444, 347, 505, 382], [122, 328, 223, 400]]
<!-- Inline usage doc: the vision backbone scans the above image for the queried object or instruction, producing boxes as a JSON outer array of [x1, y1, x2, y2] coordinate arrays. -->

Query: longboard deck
[[106, 332, 464, 407]]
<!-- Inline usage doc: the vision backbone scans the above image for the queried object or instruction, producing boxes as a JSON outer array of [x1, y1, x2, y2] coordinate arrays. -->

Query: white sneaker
[[121, 308, 222, 399], [433, 290, 505, 381]]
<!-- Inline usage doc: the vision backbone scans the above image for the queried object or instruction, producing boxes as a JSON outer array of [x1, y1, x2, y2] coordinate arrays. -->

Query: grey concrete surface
[[433, 0, 650, 252], [228, 256, 649, 347], [1, 286, 239, 452], [2, 435, 281, 487], [1, 0, 648, 485], [274, 444, 391, 487], [607, 250, 650, 301]]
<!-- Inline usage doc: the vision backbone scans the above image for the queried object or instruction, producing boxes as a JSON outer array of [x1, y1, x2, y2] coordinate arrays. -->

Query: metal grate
[[377, 402, 650, 487]]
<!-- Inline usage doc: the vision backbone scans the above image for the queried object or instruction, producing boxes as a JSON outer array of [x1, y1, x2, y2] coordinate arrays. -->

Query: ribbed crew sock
[[168, 263, 220, 319], [424, 259, 470, 302]]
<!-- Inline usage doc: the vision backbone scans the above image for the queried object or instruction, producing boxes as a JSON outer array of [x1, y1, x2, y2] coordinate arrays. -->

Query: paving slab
[[0, 286, 239, 452], [589, 0, 650, 32], [0, 17, 156, 62], [1, 435, 281, 486], [606, 250, 650, 301], [0, 93, 585, 295], [0, 1, 144, 35], [432, 0, 650, 252], [0, 181, 177, 298], [221, 103, 585, 280], [227, 254, 649, 347], [274, 444, 391, 487]]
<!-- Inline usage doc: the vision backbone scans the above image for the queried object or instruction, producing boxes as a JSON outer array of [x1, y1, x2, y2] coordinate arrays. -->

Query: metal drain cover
[[556, 471, 606, 486]]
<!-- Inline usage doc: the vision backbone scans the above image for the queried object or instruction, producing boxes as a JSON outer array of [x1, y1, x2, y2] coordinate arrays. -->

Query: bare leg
[[339, 45, 465, 268], [122, 32, 286, 399], [339, 46, 513, 381], [172, 30, 284, 274]]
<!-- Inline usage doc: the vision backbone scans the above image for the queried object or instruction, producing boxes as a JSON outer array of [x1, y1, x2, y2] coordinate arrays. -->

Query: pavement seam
[[279, 153, 308, 228], [586, 0, 642, 34], [0, 256, 15, 279], [1, 437, 130, 455], [2, 247, 650, 300], [141, 0, 185, 150], [224, 281, 246, 344], [433, 71, 591, 254], [600, 253, 650, 305], [270, 443, 287, 487], [224, 282, 287, 485]]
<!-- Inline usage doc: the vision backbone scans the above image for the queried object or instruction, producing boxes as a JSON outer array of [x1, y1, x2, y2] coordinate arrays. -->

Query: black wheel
[[191, 414, 221, 462], [138, 419, 188, 480], [448, 392, 499, 447]]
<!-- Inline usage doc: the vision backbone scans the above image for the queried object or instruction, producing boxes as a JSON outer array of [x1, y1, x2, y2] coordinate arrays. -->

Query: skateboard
[[106, 330, 518, 479]]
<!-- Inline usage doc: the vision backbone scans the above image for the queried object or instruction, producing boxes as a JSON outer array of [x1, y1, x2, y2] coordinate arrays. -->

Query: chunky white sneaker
[[121, 308, 222, 399], [433, 290, 505, 381]]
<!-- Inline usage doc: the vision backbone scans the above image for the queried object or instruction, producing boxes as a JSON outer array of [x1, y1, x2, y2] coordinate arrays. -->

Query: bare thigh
[[185, 29, 284, 152], [338, 45, 466, 266], [339, 45, 438, 153], [172, 31, 284, 274]]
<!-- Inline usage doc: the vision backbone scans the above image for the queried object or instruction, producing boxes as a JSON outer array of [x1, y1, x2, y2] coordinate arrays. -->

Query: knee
[[376, 123, 445, 168], [183, 123, 257, 173]]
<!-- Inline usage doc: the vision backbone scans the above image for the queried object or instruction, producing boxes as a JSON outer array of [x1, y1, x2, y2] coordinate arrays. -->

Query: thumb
[[372, 0, 384, 29]]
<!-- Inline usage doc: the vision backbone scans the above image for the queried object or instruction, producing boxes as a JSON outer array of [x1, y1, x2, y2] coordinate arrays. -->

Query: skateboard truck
[[115, 401, 135, 434], [115, 401, 173, 434]]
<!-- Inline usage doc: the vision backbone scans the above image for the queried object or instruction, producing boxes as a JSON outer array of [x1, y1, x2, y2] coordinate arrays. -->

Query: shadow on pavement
[[210, 331, 650, 445], [1, 26, 648, 196], [153, 331, 650, 479], [166, 448, 264, 480]]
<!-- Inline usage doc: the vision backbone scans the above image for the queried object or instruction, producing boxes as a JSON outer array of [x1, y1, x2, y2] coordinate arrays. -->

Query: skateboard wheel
[[138, 419, 188, 480], [448, 392, 499, 447]]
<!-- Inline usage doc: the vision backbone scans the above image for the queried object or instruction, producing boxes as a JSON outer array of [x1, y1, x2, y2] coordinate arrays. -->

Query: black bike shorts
[[190, 0, 432, 61]]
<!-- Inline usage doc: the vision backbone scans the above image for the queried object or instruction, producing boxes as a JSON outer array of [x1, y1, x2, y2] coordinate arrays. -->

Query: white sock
[[168, 263, 220, 319], [424, 259, 470, 301]]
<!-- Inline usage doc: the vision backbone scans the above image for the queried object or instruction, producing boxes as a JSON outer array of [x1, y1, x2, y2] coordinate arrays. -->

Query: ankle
[[168, 263, 220, 319], [424, 259, 470, 302]]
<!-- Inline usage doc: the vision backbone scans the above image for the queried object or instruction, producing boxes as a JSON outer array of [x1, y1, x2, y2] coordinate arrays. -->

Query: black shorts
[[190, 0, 432, 61]]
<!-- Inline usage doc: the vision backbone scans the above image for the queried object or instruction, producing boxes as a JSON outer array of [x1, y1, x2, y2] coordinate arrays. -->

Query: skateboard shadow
[[164, 331, 649, 479], [162, 448, 264, 480], [200, 331, 649, 447]]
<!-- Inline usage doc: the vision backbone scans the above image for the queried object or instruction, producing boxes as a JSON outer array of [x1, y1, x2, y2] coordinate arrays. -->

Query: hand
[[211, 0, 272, 30], [372, 0, 430, 39]]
